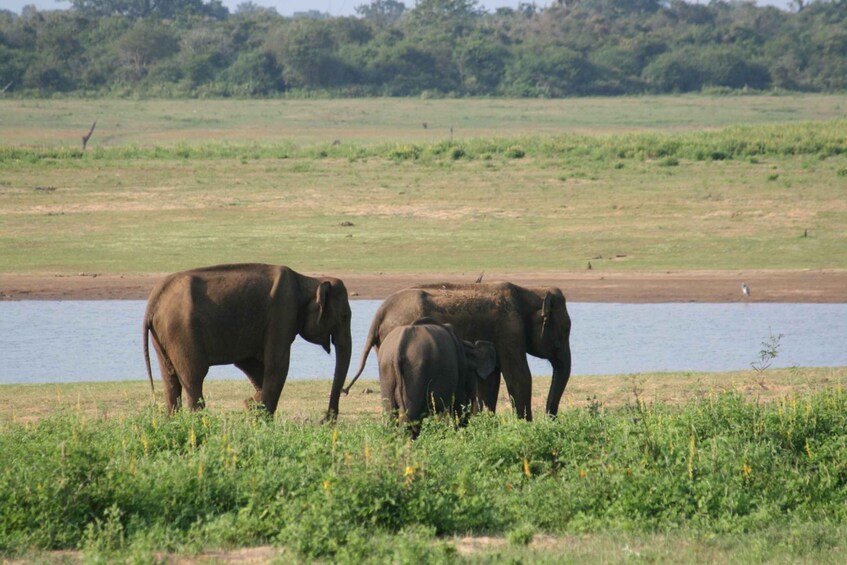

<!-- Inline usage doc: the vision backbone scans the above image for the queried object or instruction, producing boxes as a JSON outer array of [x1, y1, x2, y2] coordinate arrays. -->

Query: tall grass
[[1, 387, 845, 561], [1, 120, 845, 165]]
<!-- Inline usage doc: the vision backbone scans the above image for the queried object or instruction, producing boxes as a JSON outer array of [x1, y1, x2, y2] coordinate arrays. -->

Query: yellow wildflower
[[687, 433, 696, 480]]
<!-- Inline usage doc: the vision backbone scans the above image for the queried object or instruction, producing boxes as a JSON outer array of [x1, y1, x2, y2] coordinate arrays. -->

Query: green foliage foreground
[[1, 388, 845, 562]]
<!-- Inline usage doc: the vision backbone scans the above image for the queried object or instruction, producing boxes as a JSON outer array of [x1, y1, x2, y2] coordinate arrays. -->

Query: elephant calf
[[378, 319, 496, 437]]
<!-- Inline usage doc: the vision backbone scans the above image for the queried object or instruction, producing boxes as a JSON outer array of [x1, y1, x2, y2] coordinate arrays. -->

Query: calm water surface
[[1, 301, 846, 384]]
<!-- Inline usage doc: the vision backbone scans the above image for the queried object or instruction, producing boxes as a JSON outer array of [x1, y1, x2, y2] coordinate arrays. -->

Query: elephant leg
[[169, 349, 208, 412], [379, 372, 399, 420], [545, 371, 571, 417], [236, 358, 265, 406], [183, 377, 207, 411], [482, 368, 501, 413], [501, 354, 533, 421], [153, 343, 182, 414], [161, 367, 182, 414], [260, 349, 291, 416]]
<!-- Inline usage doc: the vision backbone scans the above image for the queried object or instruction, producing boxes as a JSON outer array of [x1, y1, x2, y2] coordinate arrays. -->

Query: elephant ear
[[316, 281, 331, 324], [466, 340, 497, 379]]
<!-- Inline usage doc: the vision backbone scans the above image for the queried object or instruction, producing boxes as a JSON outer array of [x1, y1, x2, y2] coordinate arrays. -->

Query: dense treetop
[[1, 0, 845, 97]]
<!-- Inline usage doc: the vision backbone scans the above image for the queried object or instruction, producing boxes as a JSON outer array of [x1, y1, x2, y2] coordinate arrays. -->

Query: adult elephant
[[347, 282, 571, 420], [143, 263, 352, 419], [378, 318, 497, 437]]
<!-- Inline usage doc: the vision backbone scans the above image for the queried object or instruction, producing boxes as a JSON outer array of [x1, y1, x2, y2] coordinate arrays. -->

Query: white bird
[[741, 282, 750, 297]]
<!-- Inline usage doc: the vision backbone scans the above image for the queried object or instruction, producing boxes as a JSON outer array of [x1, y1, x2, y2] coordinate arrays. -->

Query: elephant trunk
[[325, 324, 352, 422], [545, 342, 572, 417]]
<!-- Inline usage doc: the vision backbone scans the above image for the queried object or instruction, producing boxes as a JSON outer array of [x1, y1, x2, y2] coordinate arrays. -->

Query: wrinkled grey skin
[[143, 263, 352, 418], [378, 319, 497, 437], [351, 282, 571, 420]]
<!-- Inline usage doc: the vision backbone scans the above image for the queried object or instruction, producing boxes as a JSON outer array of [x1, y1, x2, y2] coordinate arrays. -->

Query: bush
[[1, 388, 846, 560]]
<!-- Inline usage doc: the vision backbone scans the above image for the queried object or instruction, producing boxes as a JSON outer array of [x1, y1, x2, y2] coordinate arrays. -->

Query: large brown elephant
[[143, 263, 352, 418], [348, 282, 572, 420]]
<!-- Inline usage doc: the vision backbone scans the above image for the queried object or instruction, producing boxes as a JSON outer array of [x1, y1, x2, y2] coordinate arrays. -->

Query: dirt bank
[[1, 269, 845, 302]]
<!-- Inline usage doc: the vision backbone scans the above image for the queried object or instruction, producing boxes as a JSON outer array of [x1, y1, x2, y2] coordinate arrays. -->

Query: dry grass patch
[[1, 367, 841, 425]]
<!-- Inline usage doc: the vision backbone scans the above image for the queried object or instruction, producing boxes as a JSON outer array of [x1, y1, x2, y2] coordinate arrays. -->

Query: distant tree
[[68, 0, 220, 19], [0, 14, 32, 58], [269, 19, 355, 89], [22, 12, 93, 91], [563, 0, 662, 15], [700, 46, 771, 89], [641, 48, 705, 92], [115, 19, 179, 81], [367, 40, 456, 95], [504, 42, 596, 96], [224, 49, 283, 94], [455, 30, 509, 93], [408, 0, 482, 38], [355, 0, 406, 24]]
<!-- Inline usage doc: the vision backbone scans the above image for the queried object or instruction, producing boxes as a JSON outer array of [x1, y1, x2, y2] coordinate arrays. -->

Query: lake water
[[1, 301, 846, 385]]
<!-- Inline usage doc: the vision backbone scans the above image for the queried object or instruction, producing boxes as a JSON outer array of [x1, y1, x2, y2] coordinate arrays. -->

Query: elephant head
[[529, 288, 572, 416], [304, 279, 353, 422], [459, 337, 498, 412]]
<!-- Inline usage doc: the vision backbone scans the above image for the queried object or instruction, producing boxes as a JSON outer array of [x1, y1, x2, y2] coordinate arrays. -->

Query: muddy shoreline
[[2, 269, 845, 303]]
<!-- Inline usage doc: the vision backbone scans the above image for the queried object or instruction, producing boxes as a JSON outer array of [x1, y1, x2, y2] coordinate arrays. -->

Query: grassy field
[[3, 95, 846, 146], [2, 95, 846, 562], [1, 368, 845, 563], [1, 96, 846, 275]]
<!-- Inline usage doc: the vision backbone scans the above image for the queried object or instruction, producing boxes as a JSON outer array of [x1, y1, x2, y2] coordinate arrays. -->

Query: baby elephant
[[378, 318, 497, 436]]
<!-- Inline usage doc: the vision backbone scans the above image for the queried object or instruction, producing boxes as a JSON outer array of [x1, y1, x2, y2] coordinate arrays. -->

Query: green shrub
[[1, 388, 846, 559]]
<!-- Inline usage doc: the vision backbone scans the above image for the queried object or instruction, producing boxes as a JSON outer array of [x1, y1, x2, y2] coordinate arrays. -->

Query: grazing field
[[2, 96, 846, 562], [3, 95, 847, 146], [1, 368, 845, 563], [1, 96, 846, 275]]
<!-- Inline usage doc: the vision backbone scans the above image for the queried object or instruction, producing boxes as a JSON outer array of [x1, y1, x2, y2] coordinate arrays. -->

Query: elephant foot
[[320, 408, 339, 425], [244, 397, 273, 419]]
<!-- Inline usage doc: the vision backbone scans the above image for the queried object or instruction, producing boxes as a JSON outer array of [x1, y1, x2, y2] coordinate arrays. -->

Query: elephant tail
[[143, 314, 156, 402], [343, 315, 381, 395]]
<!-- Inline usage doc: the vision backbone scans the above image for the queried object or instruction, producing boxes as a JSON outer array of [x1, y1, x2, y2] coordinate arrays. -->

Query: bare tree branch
[[82, 121, 97, 150]]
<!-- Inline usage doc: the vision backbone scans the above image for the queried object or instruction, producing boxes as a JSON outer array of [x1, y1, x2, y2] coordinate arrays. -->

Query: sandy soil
[[1, 269, 845, 302]]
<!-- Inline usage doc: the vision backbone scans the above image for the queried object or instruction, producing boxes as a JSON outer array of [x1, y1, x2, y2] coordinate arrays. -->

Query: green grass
[[1, 375, 845, 563], [1, 114, 846, 274], [2, 95, 846, 148]]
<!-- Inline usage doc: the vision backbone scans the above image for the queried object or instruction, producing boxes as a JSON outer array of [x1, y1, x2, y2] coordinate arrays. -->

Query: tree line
[[1, 0, 845, 97]]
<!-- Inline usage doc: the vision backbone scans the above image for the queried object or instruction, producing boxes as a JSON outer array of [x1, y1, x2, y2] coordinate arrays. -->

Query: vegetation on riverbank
[[2, 118, 846, 163], [1, 369, 845, 562]]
